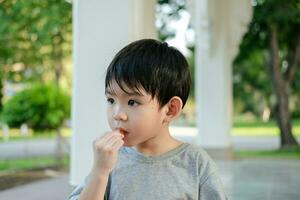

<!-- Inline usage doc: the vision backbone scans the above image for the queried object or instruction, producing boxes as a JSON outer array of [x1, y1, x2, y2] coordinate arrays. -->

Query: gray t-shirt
[[67, 143, 228, 200]]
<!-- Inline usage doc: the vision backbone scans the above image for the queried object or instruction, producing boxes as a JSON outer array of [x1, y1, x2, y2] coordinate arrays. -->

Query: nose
[[113, 107, 128, 121]]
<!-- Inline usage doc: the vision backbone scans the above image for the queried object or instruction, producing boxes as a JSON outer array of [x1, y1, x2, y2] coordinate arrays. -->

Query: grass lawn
[[0, 156, 70, 191], [231, 119, 300, 137], [234, 147, 300, 159], [0, 156, 69, 172], [0, 128, 71, 142]]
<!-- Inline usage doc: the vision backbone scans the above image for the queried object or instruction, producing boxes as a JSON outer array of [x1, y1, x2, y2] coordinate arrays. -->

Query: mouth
[[118, 128, 129, 136]]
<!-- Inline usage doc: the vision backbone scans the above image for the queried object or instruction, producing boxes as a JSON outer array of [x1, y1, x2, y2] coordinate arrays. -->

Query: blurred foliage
[[233, 50, 274, 117], [0, 0, 72, 68], [157, 0, 186, 41], [233, 0, 300, 119], [0, 0, 72, 109], [1, 84, 70, 130]]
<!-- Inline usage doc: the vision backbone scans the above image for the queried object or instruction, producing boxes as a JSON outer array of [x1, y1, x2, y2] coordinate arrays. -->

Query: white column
[[194, 0, 252, 148], [70, 0, 156, 185], [129, 0, 157, 40]]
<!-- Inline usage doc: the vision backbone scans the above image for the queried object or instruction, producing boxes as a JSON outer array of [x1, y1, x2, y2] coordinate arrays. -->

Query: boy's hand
[[91, 130, 124, 175]]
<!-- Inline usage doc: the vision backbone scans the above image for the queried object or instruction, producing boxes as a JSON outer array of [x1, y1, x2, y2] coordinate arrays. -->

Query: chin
[[123, 142, 133, 147], [122, 140, 136, 147]]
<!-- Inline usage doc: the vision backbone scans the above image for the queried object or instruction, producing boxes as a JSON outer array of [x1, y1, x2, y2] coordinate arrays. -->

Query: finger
[[93, 134, 112, 150], [111, 137, 124, 148], [100, 132, 116, 142], [93, 132, 111, 145], [106, 131, 124, 142], [114, 128, 123, 134], [95, 132, 120, 147], [103, 134, 123, 148], [112, 129, 124, 137]]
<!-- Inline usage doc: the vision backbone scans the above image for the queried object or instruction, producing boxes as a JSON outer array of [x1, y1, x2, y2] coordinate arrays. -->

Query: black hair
[[105, 39, 191, 108]]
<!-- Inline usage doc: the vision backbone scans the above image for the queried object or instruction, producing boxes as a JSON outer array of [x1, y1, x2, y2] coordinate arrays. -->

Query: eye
[[107, 98, 114, 105], [128, 99, 138, 106]]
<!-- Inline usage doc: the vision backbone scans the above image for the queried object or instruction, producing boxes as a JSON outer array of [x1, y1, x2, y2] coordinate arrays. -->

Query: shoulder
[[184, 143, 219, 182], [184, 143, 214, 164]]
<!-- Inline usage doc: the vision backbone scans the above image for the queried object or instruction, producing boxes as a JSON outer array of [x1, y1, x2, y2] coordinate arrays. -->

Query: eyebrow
[[105, 89, 143, 97]]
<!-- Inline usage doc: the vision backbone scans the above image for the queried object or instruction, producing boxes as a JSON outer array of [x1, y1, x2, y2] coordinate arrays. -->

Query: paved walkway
[[0, 173, 73, 200], [0, 138, 69, 159], [0, 159, 299, 200], [219, 159, 300, 200]]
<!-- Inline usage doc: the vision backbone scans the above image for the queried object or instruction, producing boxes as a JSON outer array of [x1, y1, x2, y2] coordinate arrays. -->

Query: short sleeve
[[66, 177, 88, 200], [66, 175, 111, 200], [198, 172, 228, 200]]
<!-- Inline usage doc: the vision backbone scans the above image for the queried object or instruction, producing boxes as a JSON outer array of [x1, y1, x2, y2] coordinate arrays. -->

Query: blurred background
[[0, 0, 299, 199]]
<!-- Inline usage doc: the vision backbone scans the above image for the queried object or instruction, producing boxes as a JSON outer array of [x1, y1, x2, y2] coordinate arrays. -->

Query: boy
[[68, 39, 227, 200]]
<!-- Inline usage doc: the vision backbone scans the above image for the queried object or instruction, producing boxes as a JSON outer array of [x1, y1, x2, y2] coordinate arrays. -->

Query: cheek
[[130, 109, 162, 128]]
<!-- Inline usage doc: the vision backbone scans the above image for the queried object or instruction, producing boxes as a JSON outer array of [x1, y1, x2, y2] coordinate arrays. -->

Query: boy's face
[[105, 80, 167, 147]]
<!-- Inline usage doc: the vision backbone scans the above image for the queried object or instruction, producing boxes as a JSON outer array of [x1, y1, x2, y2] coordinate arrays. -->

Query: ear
[[163, 96, 183, 124]]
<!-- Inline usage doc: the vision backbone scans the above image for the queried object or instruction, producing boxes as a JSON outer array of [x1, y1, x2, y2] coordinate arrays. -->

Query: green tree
[[0, 0, 72, 109], [235, 0, 300, 148], [1, 84, 70, 166], [233, 50, 273, 118], [1, 84, 70, 130], [0, 1, 72, 166]]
